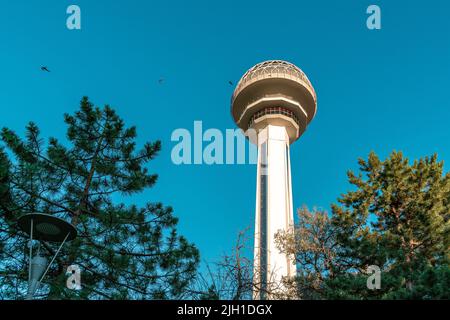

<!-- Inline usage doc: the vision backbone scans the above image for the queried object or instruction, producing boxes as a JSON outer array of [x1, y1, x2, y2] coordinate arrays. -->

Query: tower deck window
[[248, 107, 300, 128]]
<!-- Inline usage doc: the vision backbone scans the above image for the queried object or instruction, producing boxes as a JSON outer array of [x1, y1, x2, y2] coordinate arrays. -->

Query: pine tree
[[276, 152, 449, 299], [0, 147, 19, 298], [329, 151, 449, 299], [0, 97, 199, 299]]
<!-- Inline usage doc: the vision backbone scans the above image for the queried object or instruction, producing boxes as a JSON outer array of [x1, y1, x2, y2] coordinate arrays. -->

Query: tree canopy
[[277, 151, 450, 299], [0, 97, 199, 299]]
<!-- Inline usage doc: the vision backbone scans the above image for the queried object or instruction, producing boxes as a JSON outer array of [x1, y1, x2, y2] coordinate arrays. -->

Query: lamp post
[[17, 213, 77, 299]]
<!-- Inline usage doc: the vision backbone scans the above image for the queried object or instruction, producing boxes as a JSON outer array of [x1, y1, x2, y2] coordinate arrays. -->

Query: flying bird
[[228, 81, 234, 86], [41, 66, 50, 73], [158, 78, 165, 85]]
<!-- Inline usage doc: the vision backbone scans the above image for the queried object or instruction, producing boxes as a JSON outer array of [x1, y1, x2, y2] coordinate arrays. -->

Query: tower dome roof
[[231, 60, 317, 105]]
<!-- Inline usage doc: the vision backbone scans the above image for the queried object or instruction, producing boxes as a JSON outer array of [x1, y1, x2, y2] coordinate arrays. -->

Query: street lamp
[[17, 213, 77, 299]]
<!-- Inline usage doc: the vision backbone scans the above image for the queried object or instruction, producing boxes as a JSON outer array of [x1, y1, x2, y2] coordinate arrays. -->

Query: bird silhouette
[[41, 66, 50, 73], [158, 78, 165, 85], [228, 81, 234, 86]]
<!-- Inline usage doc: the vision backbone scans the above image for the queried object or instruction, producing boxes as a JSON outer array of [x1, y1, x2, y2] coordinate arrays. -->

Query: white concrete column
[[253, 125, 296, 299]]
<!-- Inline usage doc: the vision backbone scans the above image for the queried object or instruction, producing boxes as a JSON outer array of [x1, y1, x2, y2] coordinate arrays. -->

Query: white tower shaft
[[253, 125, 296, 299]]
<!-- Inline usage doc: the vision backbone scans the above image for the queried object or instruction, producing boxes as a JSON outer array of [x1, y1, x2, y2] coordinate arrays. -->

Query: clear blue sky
[[0, 0, 449, 267]]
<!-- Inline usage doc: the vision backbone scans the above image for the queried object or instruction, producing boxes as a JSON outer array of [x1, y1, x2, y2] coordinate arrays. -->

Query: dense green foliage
[[278, 152, 449, 299], [0, 97, 199, 299]]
